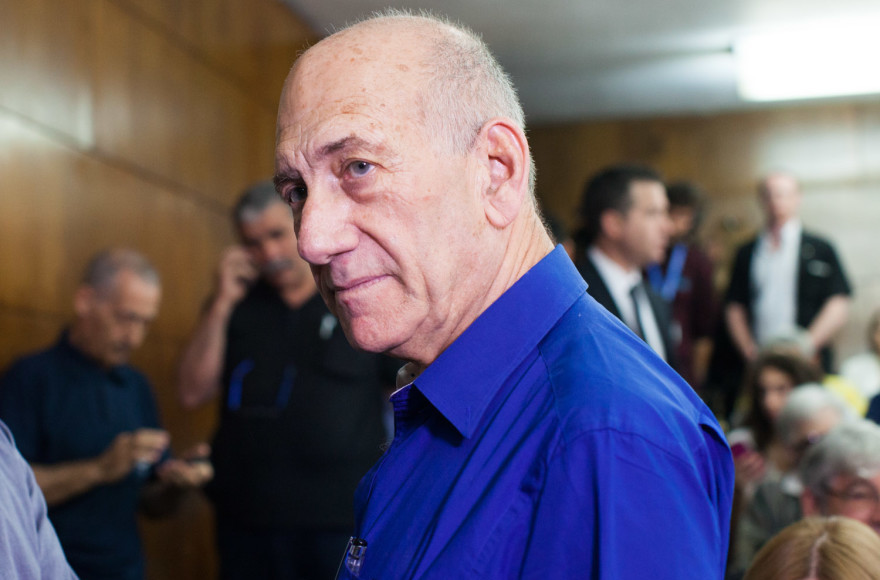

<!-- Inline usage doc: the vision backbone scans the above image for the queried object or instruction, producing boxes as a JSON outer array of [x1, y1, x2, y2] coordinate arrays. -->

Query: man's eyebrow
[[273, 172, 299, 191], [319, 136, 375, 158], [274, 136, 385, 189]]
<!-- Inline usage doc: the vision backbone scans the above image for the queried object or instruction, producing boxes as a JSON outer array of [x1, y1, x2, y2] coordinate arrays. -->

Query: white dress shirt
[[589, 246, 667, 360], [751, 219, 802, 347]]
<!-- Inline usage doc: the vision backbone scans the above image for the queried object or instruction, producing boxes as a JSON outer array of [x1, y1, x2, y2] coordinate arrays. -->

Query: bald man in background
[[710, 173, 853, 417], [274, 11, 732, 579]]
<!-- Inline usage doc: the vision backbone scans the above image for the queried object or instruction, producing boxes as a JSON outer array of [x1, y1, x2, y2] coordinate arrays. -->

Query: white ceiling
[[282, 0, 880, 124]]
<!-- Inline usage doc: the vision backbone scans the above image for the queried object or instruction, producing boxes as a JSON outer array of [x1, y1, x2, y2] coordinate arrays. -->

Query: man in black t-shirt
[[178, 182, 395, 580]]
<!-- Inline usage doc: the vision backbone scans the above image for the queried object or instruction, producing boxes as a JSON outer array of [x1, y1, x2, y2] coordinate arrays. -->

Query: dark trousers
[[217, 519, 350, 580]]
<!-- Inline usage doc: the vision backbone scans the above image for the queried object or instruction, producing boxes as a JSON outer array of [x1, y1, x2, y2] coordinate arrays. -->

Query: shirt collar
[[588, 245, 642, 293], [57, 329, 128, 383], [760, 218, 802, 250], [410, 245, 586, 438]]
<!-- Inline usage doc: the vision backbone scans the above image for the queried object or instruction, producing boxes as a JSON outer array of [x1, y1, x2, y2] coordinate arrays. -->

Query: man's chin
[[338, 317, 398, 355], [265, 271, 289, 288], [104, 352, 132, 367]]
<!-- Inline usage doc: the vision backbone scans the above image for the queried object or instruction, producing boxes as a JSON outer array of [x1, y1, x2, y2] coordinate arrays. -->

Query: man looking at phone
[[0, 248, 212, 580], [177, 182, 395, 580]]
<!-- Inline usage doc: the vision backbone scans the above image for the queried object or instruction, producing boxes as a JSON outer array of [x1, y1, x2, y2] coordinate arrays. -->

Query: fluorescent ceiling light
[[735, 17, 880, 102]]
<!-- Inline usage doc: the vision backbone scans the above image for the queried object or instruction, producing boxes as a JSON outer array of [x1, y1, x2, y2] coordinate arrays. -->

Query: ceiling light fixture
[[735, 17, 880, 102]]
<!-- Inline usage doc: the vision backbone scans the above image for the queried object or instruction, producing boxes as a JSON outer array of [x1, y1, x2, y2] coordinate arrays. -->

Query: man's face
[[787, 408, 841, 466], [759, 173, 801, 226], [820, 472, 880, 534], [75, 270, 161, 367], [238, 203, 311, 291], [616, 180, 670, 267], [757, 366, 795, 421], [274, 32, 492, 361], [668, 206, 695, 242]]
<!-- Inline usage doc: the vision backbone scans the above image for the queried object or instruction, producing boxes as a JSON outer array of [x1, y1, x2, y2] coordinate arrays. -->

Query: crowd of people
[[0, 9, 878, 580]]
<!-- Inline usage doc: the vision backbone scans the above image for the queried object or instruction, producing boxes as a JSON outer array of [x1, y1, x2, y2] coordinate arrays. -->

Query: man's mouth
[[263, 259, 293, 275]]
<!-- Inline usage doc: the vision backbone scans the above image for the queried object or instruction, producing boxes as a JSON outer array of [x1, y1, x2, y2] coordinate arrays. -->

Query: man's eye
[[346, 160, 374, 178], [283, 184, 307, 204]]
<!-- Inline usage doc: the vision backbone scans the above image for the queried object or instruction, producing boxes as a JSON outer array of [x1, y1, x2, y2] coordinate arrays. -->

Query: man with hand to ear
[[177, 184, 395, 580], [0, 248, 212, 580]]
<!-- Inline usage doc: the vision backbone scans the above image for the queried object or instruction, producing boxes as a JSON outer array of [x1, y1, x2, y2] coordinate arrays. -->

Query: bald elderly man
[[274, 11, 733, 579], [725, 173, 851, 370]]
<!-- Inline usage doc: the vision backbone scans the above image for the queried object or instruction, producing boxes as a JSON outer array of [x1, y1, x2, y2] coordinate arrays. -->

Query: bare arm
[[177, 246, 257, 410], [33, 429, 169, 506], [806, 294, 850, 352], [726, 302, 758, 362], [691, 337, 713, 388]]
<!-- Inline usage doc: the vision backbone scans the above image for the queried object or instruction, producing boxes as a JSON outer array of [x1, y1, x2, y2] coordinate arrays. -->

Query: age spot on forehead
[[397, 64, 410, 72]]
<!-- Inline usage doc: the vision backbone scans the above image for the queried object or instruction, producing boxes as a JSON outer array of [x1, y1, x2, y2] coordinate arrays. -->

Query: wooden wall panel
[[0, 310, 64, 373], [531, 99, 880, 364], [0, 115, 76, 315], [92, 0, 273, 206], [0, 0, 313, 577], [0, 113, 235, 339], [0, 0, 95, 145], [116, 0, 316, 106]]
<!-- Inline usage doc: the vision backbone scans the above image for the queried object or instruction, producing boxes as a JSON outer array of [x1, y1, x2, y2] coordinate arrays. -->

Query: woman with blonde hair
[[744, 516, 880, 579]]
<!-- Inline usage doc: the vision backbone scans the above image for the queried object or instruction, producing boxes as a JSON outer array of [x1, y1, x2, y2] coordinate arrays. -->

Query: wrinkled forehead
[[280, 29, 428, 129]]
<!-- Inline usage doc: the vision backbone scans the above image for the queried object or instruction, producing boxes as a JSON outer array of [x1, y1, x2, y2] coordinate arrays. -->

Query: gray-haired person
[[0, 248, 212, 580], [800, 419, 880, 535], [730, 384, 854, 578]]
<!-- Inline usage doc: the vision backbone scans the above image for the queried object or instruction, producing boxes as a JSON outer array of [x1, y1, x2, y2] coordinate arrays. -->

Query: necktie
[[629, 282, 646, 339]]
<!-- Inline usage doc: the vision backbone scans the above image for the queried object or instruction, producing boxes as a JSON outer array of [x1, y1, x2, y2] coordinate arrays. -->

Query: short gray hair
[[232, 180, 288, 226], [82, 248, 160, 294], [776, 384, 853, 447], [800, 420, 880, 504], [335, 10, 536, 200]]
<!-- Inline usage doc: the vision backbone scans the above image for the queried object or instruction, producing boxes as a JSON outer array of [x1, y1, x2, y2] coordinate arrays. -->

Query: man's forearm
[[726, 303, 757, 361], [177, 298, 234, 409], [807, 294, 850, 351], [32, 460, 105, 507]]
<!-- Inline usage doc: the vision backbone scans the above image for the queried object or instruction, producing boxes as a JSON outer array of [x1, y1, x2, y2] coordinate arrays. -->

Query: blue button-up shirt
[[341, 246, 733, 579]]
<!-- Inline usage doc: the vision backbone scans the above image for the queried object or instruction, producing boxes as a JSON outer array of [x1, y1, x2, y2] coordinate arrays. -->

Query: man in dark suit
[[574, 164, 676, 366]]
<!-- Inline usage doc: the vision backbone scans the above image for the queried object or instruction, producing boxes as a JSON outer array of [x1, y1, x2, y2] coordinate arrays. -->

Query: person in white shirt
[[725, 172, 851, 372]]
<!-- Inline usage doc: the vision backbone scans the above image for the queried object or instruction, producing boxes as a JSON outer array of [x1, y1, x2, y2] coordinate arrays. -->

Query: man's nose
[[261, 239, 284, 261], [124, 321, 147, 349], [295, 187, 358, 265]]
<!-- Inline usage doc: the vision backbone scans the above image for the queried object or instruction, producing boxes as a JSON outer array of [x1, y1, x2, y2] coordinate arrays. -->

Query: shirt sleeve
[[0, 421, 77, 579], [134, 375, 171, 466], [0, 361, 44, 462], [521, 426, 732, 579], [821, 241, 852, 297]]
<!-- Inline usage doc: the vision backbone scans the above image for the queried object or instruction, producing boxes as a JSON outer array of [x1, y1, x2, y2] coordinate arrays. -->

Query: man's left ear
[[479, 118, 529, 229]]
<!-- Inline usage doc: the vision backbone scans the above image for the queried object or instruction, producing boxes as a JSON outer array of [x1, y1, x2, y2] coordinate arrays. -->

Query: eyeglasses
[[823, 479, 880, 516]]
